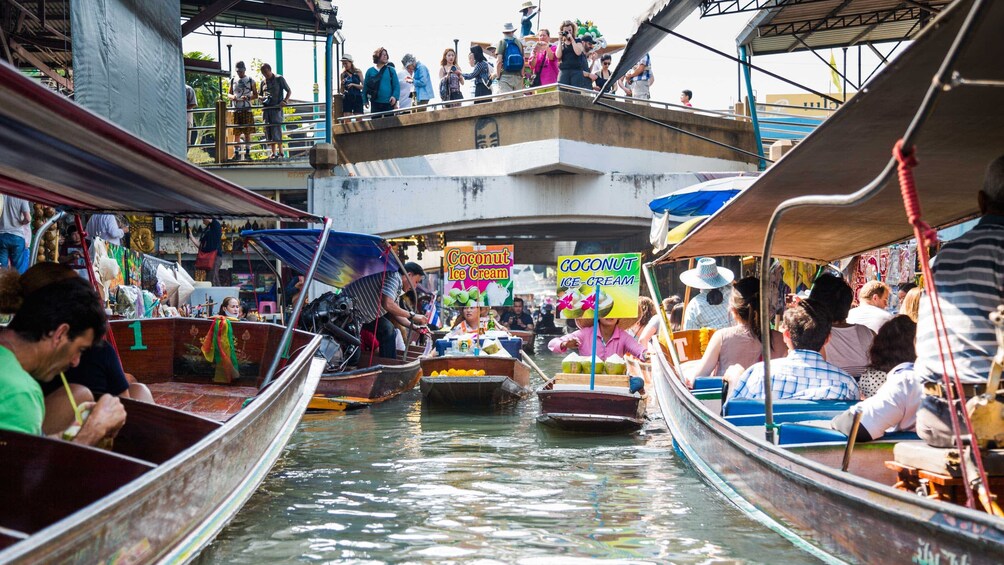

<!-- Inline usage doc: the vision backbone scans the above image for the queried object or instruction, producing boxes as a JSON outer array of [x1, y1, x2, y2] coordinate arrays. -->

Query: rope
[[893, 141, 991, 511]]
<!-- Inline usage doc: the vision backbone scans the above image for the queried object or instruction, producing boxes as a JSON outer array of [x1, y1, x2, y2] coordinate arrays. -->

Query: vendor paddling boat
[[243, 229, 427, 411], [419, 355, 532, 407], [623, 1, 1004, 562], [0, 61, 325, 563]]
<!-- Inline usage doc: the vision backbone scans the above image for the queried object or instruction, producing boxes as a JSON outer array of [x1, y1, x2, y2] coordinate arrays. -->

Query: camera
[[561, 31, 569, 37]]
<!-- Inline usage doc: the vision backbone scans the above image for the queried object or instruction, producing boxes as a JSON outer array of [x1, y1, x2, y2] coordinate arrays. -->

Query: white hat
[[502, 22, 516, 33], [680, 258, 734, 290], [340, 54, 353, 62]]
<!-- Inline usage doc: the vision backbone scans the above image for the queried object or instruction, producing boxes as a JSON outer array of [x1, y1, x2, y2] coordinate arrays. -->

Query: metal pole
[[842, 46, 848, 102], [226, 43, 232, 76], [738, 45, 766, 171], [274, 30, 284, 75], [324, 30, 334, 144], [216, 31, 223, 100], [261, 216, 334, 389], [589, 284, 600, 390], [453, 39, 459, 60], [29, 211, 64, 266]]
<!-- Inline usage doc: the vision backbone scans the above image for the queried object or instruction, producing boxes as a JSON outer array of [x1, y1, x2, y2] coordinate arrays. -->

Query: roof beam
[[701, 0, 826, 18], [181, 0, 242, 37], [10, 39, 72, 91], [6, 0, 68, 42], [761, 6, 930, 38]]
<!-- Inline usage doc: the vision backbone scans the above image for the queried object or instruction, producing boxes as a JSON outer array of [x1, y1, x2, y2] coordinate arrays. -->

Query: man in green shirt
[[0, 263, 125, 445]]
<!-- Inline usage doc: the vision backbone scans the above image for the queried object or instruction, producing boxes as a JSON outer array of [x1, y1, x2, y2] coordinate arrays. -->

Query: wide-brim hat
[[680, 257, 734, 290], [502, 22, 516, 33], [518, 1, 537, 10], [340, 54, 353, 62]]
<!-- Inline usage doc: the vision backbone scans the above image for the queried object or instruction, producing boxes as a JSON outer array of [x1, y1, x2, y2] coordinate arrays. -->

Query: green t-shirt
[[0, 345, 44, 435]]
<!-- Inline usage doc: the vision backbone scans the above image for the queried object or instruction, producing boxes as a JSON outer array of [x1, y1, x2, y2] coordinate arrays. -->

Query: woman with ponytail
[[684, 277, 787, 385]]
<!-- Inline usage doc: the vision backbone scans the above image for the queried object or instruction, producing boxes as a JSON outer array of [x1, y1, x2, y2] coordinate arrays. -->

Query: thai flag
[[427, 293, 441, 328]]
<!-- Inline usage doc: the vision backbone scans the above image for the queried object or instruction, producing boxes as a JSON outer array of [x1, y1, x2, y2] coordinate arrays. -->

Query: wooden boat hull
[[419, 356, 531, 407], [0, 319, 323, 564], [537, 387, 646, 432], [650, 346, 1004, 564], [310, 357, 422, 410]]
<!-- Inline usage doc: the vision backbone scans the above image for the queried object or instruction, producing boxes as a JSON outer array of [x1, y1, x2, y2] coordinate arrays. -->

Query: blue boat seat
[[725, 410, 844, 428], [722, 398, 857, 417], [692, 376, 723, 391], [778, 422, 920, 445]]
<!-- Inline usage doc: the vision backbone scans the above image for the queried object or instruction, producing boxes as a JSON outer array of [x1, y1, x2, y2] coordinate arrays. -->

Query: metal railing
[[187, 101, 326, 165]]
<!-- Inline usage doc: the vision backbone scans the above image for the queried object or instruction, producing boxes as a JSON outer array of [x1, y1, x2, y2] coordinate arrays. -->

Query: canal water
[[198, 343, 819, 564]]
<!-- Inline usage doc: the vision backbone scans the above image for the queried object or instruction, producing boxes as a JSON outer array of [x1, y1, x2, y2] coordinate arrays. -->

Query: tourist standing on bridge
[[623, 53, 652, 100], [340, 55, 364, 117], [556, 21, 588, 89], [259, 63, 291, 161], [228, 61, 257, 162], [530, 29, 559, 86], [680, 258, 734, 331], [439, 48, 464, 107], [680, 89, 693, 107], [402, 54, 434, 108], [397, 61, 414, 109], [496, 23, 525, 94], [464, 46, 493, 102], [364, 47, 400, 116]]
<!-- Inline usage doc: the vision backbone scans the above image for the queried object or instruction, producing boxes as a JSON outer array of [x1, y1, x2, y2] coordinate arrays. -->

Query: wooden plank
[[553, 373, 630, 388]]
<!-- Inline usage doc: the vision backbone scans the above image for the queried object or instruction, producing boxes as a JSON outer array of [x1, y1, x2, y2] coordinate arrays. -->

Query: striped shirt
[[632, 54, 652, 83], [463, 60, 493, 88], [683, 287, 733, 330], [731, 349, 860, 401], [914, 215, 1004, 384], [342, 271, 401, 324]]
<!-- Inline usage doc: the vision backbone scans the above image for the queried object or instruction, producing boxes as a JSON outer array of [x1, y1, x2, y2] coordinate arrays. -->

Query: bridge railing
[[187, 101, 325, 165]]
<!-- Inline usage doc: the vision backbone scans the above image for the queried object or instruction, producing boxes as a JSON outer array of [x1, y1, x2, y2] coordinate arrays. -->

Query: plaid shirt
[[682, 287, 733, 330], [731, 349, 859, 401]]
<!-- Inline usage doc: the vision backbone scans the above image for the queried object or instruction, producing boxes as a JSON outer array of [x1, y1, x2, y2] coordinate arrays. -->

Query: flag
[[829, 51, 842, 95], [427, 293, 440, 328]]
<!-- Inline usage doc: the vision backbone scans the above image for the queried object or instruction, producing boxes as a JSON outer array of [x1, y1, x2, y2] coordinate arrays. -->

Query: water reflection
[[198, 343, 818, 564]]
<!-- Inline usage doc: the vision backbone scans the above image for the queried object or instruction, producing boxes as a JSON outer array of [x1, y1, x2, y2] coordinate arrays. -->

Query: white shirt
[[846, 303, 893, 334], [398, 70, 414, 108], [85, 214, 124, 246], [853, 363, 922, 439]]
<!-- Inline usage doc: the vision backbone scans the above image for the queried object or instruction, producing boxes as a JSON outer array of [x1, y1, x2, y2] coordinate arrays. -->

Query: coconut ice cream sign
[[443, 245, 514, 307], [556, 253, 641, 319]]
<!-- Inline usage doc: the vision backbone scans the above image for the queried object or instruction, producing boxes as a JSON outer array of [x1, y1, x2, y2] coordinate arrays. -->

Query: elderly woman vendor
[[548, 317, 648, 360]]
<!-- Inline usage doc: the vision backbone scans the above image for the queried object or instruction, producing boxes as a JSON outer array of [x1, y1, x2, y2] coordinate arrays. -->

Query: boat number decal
[[912, 538, 971, 565], [128, 320, 148, 351]]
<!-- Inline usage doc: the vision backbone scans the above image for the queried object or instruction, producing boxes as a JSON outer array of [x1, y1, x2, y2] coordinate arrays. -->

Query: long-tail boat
[[536, 371, 646, 432], [419, 356, 532, 406], [622, 1, 1004, 562], [243, 229, 425, 410], [0, 60, 326, 562]]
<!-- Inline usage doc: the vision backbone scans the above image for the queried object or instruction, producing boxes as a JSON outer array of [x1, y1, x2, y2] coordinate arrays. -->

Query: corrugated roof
[[736, 0, 952, 55], [181, 0, 324, 36], [658, 0, 1003, 264]]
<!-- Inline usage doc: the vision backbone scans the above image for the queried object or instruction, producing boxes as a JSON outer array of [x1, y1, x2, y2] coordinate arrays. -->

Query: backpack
[[439, 68, 461, 99], [364, 66, 388, 100], [502, 38, 524, 73]]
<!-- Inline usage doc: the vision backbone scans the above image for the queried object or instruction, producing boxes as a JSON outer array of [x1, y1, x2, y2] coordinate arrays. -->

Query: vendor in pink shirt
[[548, 317, 649, 360]]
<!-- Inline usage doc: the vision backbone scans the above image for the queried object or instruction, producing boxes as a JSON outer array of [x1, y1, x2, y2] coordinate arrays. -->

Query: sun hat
[[502, 22, 516, 34], [679, 258, 734, 290], [519, 1, 537, 10], [340, 54, 353, 63]]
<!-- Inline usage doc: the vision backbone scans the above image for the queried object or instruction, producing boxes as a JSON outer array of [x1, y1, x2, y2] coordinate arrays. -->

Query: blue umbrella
[[649, 175, 758, 222]]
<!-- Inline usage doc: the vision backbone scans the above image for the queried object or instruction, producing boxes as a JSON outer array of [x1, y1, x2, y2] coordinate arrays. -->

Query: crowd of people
[[668, 155, 1004, 448], [337, 6, 694, 117]]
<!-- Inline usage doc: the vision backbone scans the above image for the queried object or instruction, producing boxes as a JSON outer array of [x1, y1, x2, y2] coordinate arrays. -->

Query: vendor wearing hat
[[340, 54, 365, 116], [518, 1, 538, 37], [680, 258, 734, 330]]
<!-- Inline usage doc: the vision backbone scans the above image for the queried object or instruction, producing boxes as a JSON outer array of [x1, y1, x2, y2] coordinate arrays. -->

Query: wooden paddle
[[520, 349, 550, 382]]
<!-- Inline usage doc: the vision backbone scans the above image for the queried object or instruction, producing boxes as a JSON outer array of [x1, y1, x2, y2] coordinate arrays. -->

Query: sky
[[183, 0, 903, 110]]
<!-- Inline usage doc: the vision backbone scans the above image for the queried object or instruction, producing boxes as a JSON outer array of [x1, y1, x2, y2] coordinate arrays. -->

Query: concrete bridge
[[311, 89, 758, 255]]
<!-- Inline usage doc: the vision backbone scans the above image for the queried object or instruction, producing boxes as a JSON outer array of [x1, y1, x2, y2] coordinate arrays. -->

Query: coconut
[[579, 355, 599, 374], [604, 353, 627, 375], [562, 353, 582, 374]]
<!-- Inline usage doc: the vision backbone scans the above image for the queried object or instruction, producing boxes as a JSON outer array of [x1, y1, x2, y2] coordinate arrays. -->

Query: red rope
[[894, 141, 990, 510]]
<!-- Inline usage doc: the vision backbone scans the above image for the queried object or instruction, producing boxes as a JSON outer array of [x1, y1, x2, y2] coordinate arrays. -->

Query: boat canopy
[[242, 229, 404, 289], [0, 61, 317, 221], [657, 0, 1003, 265], [596, 0, 702, 103]]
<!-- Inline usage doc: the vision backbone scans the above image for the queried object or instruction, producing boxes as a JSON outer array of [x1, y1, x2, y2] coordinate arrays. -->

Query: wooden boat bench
[[886, 443, 1004, 504]]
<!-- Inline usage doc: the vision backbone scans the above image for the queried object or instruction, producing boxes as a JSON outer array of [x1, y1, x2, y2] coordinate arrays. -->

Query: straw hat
[[679, 258, 734, 290], [519, 1, 537, 10]]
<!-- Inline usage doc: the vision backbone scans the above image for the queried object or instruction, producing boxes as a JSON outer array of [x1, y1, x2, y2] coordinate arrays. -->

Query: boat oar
[[520, 349, 549, 382]]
